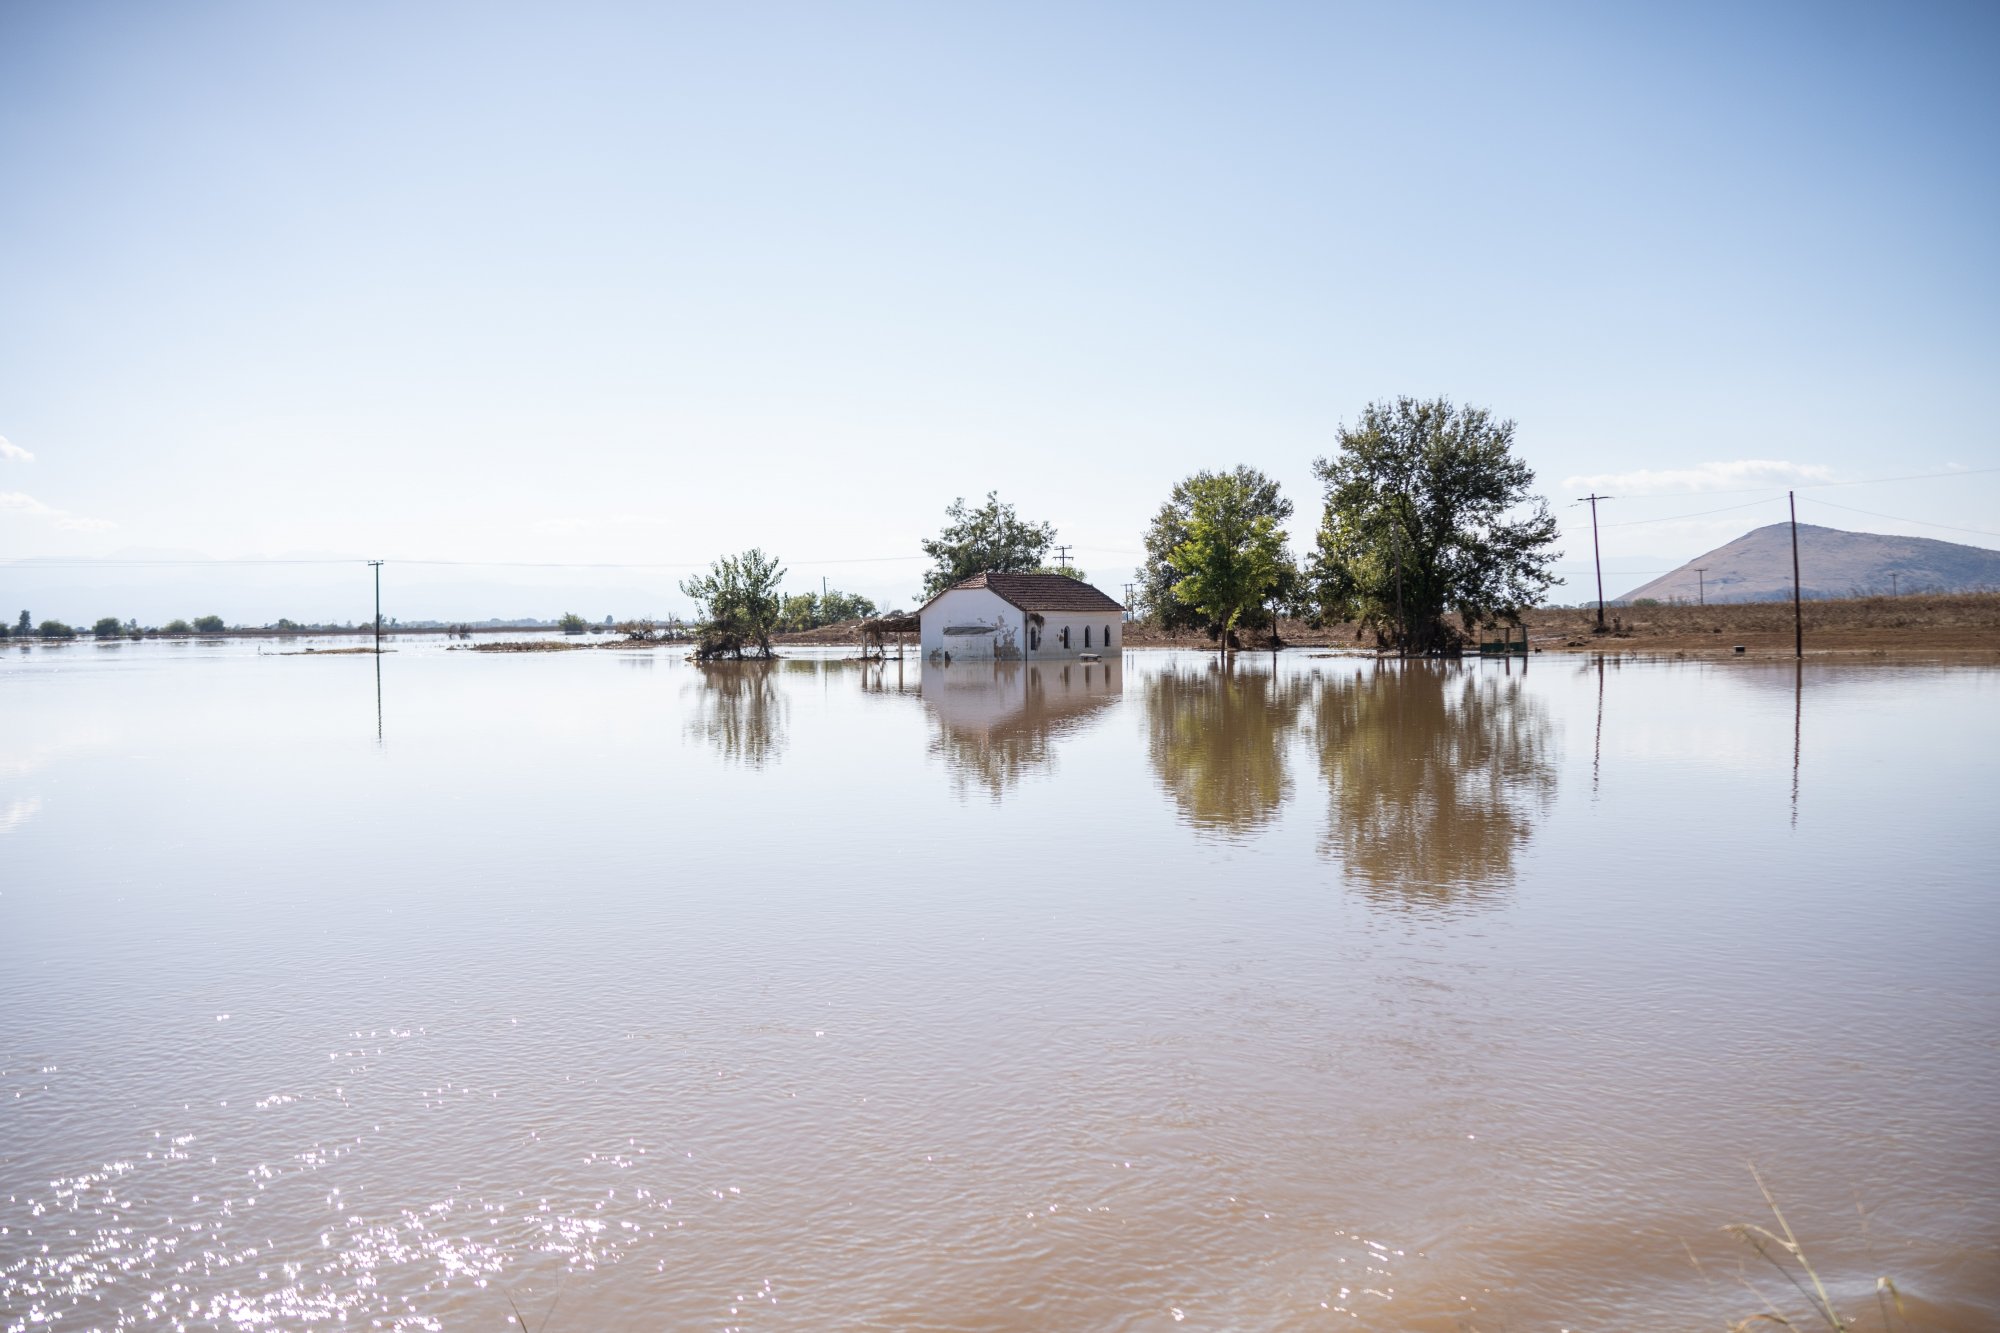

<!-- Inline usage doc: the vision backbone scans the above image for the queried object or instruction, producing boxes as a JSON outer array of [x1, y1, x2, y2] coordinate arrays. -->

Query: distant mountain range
[[1617, 523, 2000, 603]]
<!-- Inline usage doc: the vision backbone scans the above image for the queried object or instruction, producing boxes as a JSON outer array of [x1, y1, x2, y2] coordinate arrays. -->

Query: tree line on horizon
[[4, 610, 231, 640], [678, 394, 1560, 658], [18, 396, 1555, 656]]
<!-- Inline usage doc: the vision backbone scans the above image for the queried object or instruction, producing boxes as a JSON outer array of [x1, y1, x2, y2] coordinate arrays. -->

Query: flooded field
[[2, 640, 1995, 1330]]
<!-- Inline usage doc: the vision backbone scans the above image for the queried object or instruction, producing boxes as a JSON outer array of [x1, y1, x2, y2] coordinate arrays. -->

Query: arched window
[[1060, 626, 1069, 649], [1103, 624, 1110, 644], [1084, 625, 1092, 648]]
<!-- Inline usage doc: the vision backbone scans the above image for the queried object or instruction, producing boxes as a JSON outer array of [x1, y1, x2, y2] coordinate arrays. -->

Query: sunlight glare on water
[[1, 638, 1996, 1330]]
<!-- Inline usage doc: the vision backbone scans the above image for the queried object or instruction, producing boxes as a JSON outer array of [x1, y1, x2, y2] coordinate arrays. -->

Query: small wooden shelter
[[859, 613, 919, 660]]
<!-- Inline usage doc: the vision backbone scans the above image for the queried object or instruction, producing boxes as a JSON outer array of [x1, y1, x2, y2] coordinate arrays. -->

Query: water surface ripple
[[2, 641, 1995, 1329]]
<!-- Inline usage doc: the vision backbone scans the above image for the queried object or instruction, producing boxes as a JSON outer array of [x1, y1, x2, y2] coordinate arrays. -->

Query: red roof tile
[[921, 571, 1125, 615]]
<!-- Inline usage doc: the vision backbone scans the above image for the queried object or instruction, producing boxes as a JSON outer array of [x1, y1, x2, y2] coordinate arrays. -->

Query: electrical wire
[[1800, 497, 2000, 541], [1564, 463, 2000, 502], [1594, 496, 1785, 528]]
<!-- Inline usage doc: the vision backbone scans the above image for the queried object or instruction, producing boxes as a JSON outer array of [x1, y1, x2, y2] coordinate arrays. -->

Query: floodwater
[[2, 638, 1996, 1331]]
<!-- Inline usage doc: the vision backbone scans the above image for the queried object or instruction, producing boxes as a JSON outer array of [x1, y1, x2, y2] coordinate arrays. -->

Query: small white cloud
[[0, 435, 32, 463], [0, 490, 117, 532], [1561, 459, 1834, 496]]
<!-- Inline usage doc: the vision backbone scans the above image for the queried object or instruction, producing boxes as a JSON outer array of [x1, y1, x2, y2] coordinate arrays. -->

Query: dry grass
[[1716, 1167, 1906, 1333], [1534, 591, 2000, 642]]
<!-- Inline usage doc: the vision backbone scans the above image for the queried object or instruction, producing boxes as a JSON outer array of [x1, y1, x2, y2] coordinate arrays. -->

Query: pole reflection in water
[[1800, 652, 1816, 820], [1313, 661, 1558, 904], [1592, 653, 1604, 797], [374, 648, 383, 743], [1143, 655, 1308, 838], [921, 659, 1122, 797]]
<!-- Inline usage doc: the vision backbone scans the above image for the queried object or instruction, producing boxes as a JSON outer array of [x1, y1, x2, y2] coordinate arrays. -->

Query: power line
[[1594, 496, 1785, 528], [0, 557, 369, 568], [389, 555, 927, 569], [0, 553, 929, 571], [1800, 497, 2000, 541], [1564, 463, 2000, 502]]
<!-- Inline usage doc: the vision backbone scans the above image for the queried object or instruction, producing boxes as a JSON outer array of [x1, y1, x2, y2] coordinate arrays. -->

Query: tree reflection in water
[[684, 661, 788, 767], [923, 660, 1122, 798], [1313, 663, 1556, 903], [1144, 657, 1310, 839]]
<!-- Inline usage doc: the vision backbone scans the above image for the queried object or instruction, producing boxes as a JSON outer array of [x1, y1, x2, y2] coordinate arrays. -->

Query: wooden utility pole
[[1054, 545, 1073, 570], [1789, 492, 1803, 659], [1577, 493, 1611, 630], [1693, 567, 1708, 607], [369, 560, 384, 653]]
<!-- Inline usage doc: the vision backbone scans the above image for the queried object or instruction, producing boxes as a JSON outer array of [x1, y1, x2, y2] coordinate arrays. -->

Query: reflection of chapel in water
[[921, 659, 1123, 796]]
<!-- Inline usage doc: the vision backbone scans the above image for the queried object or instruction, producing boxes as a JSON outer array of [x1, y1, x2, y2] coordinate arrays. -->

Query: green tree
[[93, 617, 124, 638], [557, 612, 590, 633], [777, 588, 879, 632], [681, 548, 786, 659], [192, 615, 226, 633], [162, 619, 193, 635], [15, 610, 29, 635], [777, 592, 820, 633], [1166, 472, 1295, 650], [1137, 467, 1293, 633], [918, 492, 1061, 600], [820, 589, 877, 623], [1308, 397, 1557, 655], [38, 620, 75, 638]]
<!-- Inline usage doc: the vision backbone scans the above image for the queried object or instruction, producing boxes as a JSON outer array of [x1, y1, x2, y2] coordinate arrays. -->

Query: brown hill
[[1618, 523, 2000, 603]]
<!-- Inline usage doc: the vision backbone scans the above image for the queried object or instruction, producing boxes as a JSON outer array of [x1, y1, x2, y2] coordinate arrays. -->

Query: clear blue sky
[[3, 0, 1996, 619]]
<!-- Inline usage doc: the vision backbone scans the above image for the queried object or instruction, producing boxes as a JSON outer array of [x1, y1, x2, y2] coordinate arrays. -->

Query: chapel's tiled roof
[[922, 571, 1124, 615]]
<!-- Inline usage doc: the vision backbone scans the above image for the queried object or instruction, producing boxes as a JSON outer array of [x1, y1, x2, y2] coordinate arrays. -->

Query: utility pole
[[368, 560, 384, 653], [1576, 494, 1611, 630], [1890, 572, 1898, 598], [1789, 491, 1803, 659], [1693, 566, 1708, 607], [1054, 545, 1073, 570], [1123, 582, 1134, 621]]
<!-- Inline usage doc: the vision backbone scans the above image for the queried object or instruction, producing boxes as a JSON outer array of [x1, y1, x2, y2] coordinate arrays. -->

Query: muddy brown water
[[2, 640, 1995, 1330]]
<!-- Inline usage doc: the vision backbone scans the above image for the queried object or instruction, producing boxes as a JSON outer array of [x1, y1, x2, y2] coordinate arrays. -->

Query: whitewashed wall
[[920, 589, 1124, 660], [919, 587, 1025, 660]]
